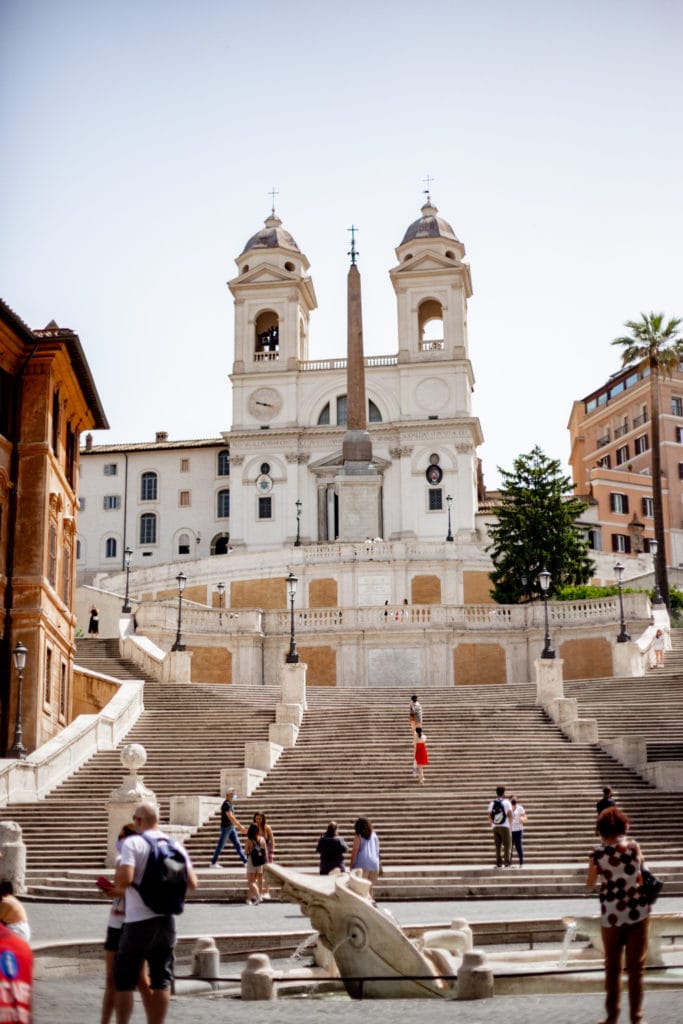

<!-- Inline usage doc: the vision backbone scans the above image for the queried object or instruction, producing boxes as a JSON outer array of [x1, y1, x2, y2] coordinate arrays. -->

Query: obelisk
[[336, 227, 381, 540]]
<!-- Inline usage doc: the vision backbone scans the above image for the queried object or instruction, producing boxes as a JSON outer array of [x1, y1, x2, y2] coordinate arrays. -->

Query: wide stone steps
[[6, 637, 683, 900]]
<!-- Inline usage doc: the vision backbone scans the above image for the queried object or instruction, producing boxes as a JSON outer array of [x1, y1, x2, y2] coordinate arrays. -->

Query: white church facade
[[79, 198, 486, 573]]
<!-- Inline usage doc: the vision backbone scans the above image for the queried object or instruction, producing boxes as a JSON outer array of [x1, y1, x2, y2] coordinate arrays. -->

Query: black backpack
[[250, 841, 267, 867], [132, 835, 189, 915], [491, 798, 507, 825]]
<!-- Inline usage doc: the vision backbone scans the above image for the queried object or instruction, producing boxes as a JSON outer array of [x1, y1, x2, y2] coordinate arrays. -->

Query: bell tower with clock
[[228, 207, 317, 431]]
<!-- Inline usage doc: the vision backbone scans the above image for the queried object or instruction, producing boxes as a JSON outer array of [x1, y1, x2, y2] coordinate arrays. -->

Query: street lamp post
[[614, 561, 630, 643], [649, 539, 663, 605], [9, 641, 28, 760], [538, 567, 556, 659], [294, 498, 302, 547], [171, 571, 187, 652], [286, 572, 299, 663], [446, 494, 454, 542], [216, 581, 225, 626], [122, 546, 133, 613]]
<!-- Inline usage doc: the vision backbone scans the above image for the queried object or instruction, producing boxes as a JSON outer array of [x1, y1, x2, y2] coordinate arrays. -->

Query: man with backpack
[[113, 801, 198, 1024], [487, 785, 513, 868]]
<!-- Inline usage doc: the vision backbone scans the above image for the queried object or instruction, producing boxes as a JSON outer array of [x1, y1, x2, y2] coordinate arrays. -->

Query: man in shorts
[[113, 801, 197, 1024]]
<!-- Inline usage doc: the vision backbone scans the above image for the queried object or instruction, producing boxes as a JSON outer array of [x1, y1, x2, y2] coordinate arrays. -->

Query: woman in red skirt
[[414, 726, 429, 784]]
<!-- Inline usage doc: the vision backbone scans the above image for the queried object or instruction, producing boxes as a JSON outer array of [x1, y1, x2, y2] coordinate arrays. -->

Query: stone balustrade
[[0, 678, 144, 805]]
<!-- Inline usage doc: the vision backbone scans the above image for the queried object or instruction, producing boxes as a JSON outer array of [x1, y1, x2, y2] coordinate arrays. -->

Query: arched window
[[317, 402, 330, 425], [140, 512, 157, 545], [369, 399, 382, 422], [141, 471, 158, 501], [178, 532, 191, 555], [211, 533, 230, 555], [217, 489, 230, 518], [105, 537, 117, 559], [254, 310, 279, 359], [418, 298, 444, 350], [217, 449, 230, 476]]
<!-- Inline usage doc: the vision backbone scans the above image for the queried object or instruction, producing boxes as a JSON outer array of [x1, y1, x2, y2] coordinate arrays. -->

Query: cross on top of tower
[[347, 224, 359, 266], [422, 174, 435, 203], [268, 186, 279, 216]]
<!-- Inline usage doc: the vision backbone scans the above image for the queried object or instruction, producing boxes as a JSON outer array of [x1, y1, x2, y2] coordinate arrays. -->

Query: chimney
[[155, 431, 169, 443], [85, 433, 93, 451]]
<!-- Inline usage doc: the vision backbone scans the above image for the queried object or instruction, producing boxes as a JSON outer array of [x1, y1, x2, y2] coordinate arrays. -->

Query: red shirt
[[0, 923, 32, 1022]]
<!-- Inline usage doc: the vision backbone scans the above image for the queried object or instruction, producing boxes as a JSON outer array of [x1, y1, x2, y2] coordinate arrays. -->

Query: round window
[[260, 462, 271, 475]]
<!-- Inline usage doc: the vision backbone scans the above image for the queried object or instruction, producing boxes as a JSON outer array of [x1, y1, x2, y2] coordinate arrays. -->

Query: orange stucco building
[[568, 359, 683, 566], [0, 300, 107, 755]]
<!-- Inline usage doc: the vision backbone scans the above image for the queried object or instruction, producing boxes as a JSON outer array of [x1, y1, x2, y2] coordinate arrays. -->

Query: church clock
[[248, 387, 282, 421]]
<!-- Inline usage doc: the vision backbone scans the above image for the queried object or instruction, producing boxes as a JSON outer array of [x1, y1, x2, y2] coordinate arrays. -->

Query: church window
[[336, 395, 347, 425], [317, 403, 331, 425], [368, 400, 381, 422], [255, 310, 279, 360], [180, 458, 190, 472], [179, 490, 190, 507], [258, 496, 273, 520], [217, 489, 230, 518], [103, 495, 121, 510], [104, 463, 118, 476], [212, 533, 230, 555], [139, 512, 157, 545], [260, 462, 270, 475], [284, 261, 295, 272], [105, 537, 117, 558], [428, 488, 443, 511], [418, 299, 444, 350], [141, 471, 158, 501], [217, 449, 230, 476], [178, 533, 191, 555], [445, 250, 455, 259]]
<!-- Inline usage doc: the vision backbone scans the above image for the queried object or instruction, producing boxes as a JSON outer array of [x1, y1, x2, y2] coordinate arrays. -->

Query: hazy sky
[[2, 0, 681, 488]]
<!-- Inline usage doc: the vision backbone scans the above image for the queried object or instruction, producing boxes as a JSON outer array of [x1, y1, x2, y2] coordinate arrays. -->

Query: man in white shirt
[[487, 785, 513, 868], [113, 801, 198, 1024]]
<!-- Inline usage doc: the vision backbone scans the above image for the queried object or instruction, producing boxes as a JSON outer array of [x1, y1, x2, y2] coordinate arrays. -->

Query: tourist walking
[[0, 880, 30, 942], [88, 606, 99, 635], [317, 822, 348, 874], [97, 823, 152, 1024], [414, 726, 429, 783], [586, 806, 650, 1024], [253, 811, 275, 900], [0, 922, 32, 1021], [596, 786, 616, 815], [113, 801, 197, 1024], [409, 694, 423, 737], [653, 628, 665, 666], [244, 823, 267, 905], [350, 817, 381, 902], [509, 796, 527, 867], [487, 785, 512, 868], [209, 788, 247, 867]]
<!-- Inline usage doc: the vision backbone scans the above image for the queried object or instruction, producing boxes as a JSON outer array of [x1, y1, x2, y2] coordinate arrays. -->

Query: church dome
[[241, 213, 301, 255], [400, 201, 460, 245]]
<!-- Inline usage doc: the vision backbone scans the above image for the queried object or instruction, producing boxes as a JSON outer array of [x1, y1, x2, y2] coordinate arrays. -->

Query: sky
[[1, 0, 682, 489]]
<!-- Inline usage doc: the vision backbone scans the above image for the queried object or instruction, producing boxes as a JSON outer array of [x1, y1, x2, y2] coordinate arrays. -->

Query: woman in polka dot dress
[[586, 806, 650, 1024]]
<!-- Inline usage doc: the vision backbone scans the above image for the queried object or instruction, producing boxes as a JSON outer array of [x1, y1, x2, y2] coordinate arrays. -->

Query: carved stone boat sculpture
[[266, 864, 466, 998]]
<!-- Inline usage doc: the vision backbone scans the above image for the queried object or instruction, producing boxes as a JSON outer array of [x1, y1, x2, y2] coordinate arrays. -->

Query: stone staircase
[[4, 637, 683, 902]]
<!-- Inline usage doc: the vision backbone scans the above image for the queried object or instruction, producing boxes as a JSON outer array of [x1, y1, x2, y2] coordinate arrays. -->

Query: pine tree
[[487, 446, 594, 604]]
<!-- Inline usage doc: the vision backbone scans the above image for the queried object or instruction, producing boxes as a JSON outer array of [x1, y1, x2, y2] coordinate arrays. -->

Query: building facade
[[568, 360, 683, 568], [77, 434, 231, 579], [0, 300, 107, 754], [79, 198, 486, 582]]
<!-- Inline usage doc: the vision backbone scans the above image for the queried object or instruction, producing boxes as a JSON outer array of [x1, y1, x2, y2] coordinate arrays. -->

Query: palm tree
[[612, 312, 683, 609]]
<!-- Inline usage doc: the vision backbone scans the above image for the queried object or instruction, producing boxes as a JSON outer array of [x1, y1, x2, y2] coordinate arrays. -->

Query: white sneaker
[[209, 863, 221, 869], [261, 893, 271, 901]]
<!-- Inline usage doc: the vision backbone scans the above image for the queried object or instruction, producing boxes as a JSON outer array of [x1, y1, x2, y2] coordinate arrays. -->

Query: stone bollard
[[241, 953, 276, 1000], [457, 949, 494, 1000], [0, 822, 26, 895], [192, 937, 220, 981]]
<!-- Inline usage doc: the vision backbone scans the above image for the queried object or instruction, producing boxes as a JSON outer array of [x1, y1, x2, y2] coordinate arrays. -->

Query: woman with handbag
[[244, 823, 267, 905], [586, 806, 650, 1024]]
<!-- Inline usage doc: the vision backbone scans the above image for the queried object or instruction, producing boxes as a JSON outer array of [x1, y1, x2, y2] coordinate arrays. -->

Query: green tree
[[487, 446, 594, 604], [612, 312, 683, 609]]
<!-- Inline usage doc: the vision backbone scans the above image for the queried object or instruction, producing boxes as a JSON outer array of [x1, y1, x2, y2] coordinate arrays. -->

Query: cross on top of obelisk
[[268, 186, 279, 216], [422, 174, 435, 202], [347, 225, 359, 266]]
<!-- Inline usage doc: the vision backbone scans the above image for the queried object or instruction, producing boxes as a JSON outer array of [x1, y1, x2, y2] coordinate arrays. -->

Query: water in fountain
[[284, 931, 320, 973], [558, 919, 577, 969]]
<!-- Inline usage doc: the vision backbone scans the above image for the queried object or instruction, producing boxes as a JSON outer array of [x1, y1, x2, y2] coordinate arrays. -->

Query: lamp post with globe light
[[538, 567, 555, 659], [171, 572, 187, 651]]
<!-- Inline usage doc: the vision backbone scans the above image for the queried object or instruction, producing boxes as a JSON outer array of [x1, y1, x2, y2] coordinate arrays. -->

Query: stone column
[[534, 658, 564, 704], [106, 743, 156, 867], [0, 822, 26, 894]]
